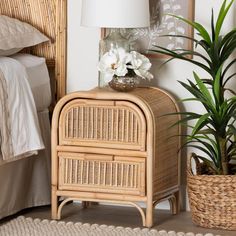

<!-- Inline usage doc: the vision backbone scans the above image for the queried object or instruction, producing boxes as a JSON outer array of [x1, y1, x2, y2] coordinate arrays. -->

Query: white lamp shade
[[81, 0, 150, 28]]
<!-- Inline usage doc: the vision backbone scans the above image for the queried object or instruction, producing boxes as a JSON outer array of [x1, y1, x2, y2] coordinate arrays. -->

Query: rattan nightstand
[[51, 87, 181, 227]]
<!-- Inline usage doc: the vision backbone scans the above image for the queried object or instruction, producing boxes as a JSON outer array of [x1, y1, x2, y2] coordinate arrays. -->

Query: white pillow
[[0, 15, 49, 55], [0, 48, 23, 56]]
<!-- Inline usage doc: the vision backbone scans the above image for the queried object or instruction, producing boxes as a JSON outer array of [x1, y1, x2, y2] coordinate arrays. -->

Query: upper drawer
[[59, 99, 146, 151]]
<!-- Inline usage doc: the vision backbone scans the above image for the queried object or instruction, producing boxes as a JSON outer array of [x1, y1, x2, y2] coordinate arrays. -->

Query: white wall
[[68, 0, 235, 93], [67, 0, 100, 91], [67, 0, 236, 210]]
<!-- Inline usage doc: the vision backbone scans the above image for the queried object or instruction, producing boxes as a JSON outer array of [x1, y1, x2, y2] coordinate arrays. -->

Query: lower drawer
[[58, 152, 146, 196]]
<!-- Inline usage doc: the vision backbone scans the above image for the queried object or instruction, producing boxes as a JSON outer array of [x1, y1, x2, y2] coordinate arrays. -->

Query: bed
[[0, 0, 67, 219]]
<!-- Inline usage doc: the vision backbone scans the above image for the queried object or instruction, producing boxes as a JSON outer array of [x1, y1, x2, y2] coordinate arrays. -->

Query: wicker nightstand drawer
[[58, 152, 146, 196], [59, 99, 146, 151]]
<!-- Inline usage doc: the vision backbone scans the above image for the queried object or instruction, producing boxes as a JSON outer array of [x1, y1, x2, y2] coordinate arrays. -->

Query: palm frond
[[215, 0, 235, 40], [152, 0, 236, 175]]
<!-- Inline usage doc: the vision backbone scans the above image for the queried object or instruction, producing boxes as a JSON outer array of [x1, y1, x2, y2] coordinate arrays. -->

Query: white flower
[[98, 47, 153, 81], [128, 51, 154, 80], [98, 47, 131, 77]]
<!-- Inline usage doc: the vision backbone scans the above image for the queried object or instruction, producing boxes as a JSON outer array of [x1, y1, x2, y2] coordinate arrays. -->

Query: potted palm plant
[[151, 0, 236, 230]]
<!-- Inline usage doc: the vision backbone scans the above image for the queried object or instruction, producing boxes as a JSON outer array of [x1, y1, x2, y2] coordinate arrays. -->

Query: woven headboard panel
[[0, 0, 67, 100]]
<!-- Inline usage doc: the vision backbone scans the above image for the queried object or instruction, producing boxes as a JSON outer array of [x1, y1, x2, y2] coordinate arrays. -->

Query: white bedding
[[0, 57, 44, 163], [10, 53, 52, 111], [0, 109, 51, 220]]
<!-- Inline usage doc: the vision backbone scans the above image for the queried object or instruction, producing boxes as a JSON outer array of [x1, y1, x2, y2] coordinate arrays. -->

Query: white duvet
[[0, 57, 44, 163]]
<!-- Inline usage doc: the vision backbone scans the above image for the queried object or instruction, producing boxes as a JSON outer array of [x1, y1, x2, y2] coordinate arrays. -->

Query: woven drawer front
[[59, 99, 146, 151], [58, 152, 146, 196]]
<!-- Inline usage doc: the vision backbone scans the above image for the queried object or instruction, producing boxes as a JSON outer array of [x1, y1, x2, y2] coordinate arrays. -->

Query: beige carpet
[[0, 216, 219, 236]]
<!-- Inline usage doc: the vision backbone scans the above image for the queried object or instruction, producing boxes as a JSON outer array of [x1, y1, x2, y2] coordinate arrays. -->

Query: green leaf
[[184, 144, 218, 168], [159, 34, 211, 53], [192, 113, 211, 136], [213, 66, 223, 104], [211, 8, 215, 41], [194, 72, 215, 107], [195, 134, 219, 153], [202, 79, 213, 85], [181, 98, 200, 102], [168, 14, 212, 45], [225, 88, 236, 95], [150, 44, 179, 56], [224, 101, 236, 122], [173, 49, 212, 65], [222, 57, 236, 82], [228, 124, 236, 135], [220, 38, 236, 62], [183, 143, 213, 160], [193, 144, 220, 166], [170, 114, 201, 128], [215, 0, 227, 39], [191, 137, 218, 160], [196, 40, 211, 51], [150, 46, 212, 74], [219, 29, 236, 51], [179, 80, 217, 116], [198, 128, 216, 136], [215, 0, 235, 40]]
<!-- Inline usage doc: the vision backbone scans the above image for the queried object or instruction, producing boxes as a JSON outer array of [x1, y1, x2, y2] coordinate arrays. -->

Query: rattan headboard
[[0, 0, 67, 101]]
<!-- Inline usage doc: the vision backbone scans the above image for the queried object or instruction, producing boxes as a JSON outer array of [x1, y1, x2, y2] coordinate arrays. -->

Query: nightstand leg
[[174, 191, 180, 214], [82, 201, 99, 208], [51, 190, 58, 220], [82, 201, 89, 208], [169, 191, 180, 215], [145, 201, 153, 227]]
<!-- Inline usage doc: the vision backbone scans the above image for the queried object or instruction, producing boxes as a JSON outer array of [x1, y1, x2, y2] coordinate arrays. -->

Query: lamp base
[[99, 28, 130, 88]]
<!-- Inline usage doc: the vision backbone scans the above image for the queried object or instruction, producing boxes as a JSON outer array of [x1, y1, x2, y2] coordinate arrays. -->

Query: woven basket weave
[[187, 154, 236, 230]]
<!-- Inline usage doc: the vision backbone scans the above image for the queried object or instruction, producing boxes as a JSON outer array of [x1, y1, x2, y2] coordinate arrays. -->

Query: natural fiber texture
[[58, 153, 146, 196], [131, 88, 180, 194], [187, 155, 236, 230], [51, 87, 181, 227], [0, 0, 67, 100], [0, 216, 217, 236]]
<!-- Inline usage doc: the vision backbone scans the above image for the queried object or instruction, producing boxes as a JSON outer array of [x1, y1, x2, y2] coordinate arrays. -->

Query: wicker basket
[[187, 154, 236, 230]]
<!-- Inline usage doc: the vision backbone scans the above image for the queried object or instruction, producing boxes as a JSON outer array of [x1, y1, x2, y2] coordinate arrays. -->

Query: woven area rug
[[0, 216, 219, 236]]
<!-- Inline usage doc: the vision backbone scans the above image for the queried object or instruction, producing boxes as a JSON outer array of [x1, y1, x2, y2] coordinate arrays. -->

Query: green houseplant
[[151, 0, 236, 230]]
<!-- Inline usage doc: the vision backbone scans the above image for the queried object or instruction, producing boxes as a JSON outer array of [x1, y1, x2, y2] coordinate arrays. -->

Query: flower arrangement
[[98, 47, 153, 82]]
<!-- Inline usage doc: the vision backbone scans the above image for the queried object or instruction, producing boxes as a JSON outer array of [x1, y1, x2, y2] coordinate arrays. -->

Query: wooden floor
[[0, 203, 235, 236]]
